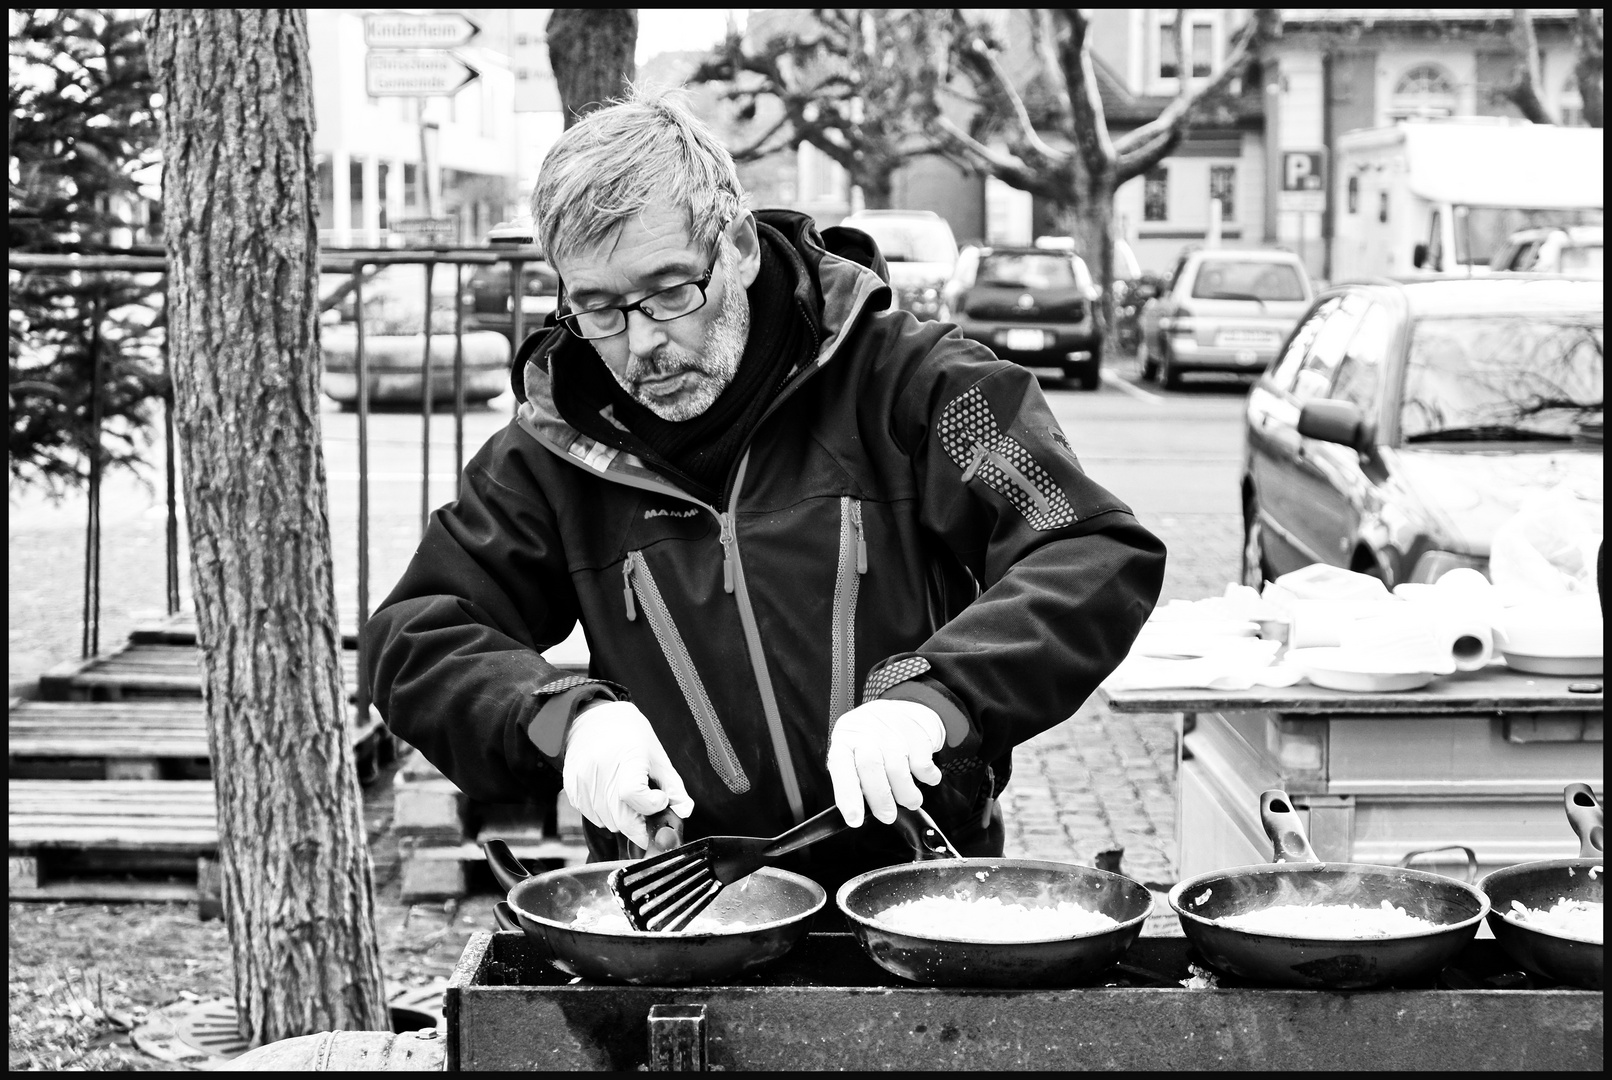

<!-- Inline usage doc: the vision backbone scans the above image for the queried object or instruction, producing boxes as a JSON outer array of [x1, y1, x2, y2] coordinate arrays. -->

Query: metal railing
[[9, 244, 548, 722]]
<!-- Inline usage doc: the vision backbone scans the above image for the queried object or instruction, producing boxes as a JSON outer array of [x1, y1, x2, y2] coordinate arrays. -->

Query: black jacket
[[362, 209, 1166, 885]]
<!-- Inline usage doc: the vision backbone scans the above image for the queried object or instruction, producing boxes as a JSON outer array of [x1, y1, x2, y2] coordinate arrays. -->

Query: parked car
[[939, 244, 1104, 389], [1241, 275, 1603, 589], [320, 263, 511, 410], [1139, 248, 1315, 390], [838, 209, 959, 320], [461, 217, 561, 347], [1489, 224, 1603, 278]]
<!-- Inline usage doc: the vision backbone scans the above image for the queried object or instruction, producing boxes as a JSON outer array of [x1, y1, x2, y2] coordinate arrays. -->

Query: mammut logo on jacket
[[645, 508, 700, 520]]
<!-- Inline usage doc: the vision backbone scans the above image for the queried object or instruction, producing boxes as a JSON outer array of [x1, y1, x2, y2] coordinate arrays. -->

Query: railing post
[[420, 258, 434, 536], [453, 260, 466, 477], [354, 262, 372, 727], [82, 287, 105, 659]]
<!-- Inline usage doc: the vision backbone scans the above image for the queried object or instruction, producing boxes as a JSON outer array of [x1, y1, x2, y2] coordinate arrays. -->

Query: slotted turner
[[609, 805, 961, 932]]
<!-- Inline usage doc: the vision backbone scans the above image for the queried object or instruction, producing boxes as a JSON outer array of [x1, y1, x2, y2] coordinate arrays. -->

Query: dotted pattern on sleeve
[[937, 386, 1078, 531], [863, 655, 932, 701]]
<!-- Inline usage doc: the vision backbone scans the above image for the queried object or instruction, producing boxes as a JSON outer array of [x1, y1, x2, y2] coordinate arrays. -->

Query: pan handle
[[892, 805, 963, 861], [1260, 790, 1321, 864], [483, 838, 532, 894], [1564, 782, 1604, 858], [493, 901, 522, 932], [1397, 845, 1479, 884]]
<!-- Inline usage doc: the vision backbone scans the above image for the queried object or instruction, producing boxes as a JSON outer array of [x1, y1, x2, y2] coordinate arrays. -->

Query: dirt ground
[[7, 750, 499, 1071]]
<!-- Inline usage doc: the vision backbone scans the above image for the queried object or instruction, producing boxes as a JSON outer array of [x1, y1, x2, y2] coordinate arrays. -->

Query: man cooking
[[362, 87, 1165, 897]]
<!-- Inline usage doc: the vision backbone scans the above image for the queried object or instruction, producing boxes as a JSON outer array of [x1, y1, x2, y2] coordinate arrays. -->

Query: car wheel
[[1241, 508, 1272, 590], [1159, 349, 1181, 391], [1139, 340, 1158, 382]]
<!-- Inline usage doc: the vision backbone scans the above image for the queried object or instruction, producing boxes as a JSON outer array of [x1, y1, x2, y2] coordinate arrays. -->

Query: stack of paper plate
[[1282, 647, 1442, 693]]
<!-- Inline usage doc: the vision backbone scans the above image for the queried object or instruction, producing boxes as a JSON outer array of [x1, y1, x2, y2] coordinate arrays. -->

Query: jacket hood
[[508, 208, 894, 488]]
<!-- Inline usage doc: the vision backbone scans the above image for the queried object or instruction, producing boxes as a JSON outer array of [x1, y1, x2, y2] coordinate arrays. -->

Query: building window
[[1390, 62, 1458, 119], [1209, 165, 1235, 220], [1159, 24, 1179, 80], [1191, 24, 1214, 78], [1144, 166, 1169, 222], [1347, 174, 1359, 214]]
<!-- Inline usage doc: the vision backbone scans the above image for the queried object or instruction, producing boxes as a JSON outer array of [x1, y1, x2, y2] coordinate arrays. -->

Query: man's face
[[556, 205, 755, 422]]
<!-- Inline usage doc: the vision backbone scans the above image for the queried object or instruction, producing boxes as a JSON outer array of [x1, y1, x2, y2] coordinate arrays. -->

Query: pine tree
[[9, 8, 167, 498]]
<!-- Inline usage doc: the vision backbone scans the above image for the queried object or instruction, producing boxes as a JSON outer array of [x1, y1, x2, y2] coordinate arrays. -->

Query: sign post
[[1279, 150, 1327, 272]]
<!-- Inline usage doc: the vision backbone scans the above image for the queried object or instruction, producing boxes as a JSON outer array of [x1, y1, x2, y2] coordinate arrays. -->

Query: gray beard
[[616, 246, 750, 422]]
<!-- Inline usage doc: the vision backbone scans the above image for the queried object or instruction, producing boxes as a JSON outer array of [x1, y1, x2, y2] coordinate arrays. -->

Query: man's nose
[[624, 307, 666, 358]]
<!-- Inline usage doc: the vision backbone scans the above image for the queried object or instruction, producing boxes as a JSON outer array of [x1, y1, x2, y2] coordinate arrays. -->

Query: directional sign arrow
[[365, 51, 481, 98], [364, 11, 480, 50]]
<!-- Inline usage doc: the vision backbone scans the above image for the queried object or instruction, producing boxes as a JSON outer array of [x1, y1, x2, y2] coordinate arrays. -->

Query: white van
[[1331, 120, 1603, 282]]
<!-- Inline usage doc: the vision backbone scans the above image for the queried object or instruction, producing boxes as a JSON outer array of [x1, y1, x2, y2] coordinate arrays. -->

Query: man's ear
[[732, 211, 761, 289]]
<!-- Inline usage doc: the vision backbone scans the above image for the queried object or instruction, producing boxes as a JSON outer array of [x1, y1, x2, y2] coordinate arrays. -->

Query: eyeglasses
[[557, 255, 717, 341]]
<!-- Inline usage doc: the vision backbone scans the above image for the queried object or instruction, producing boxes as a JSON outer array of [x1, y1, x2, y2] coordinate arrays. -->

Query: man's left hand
[[826, 699, 945, 828]]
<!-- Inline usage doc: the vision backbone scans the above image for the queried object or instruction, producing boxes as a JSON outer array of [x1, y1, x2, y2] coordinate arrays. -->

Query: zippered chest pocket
[[621, 550, 751, 794], [937, 386, 1078, 531]]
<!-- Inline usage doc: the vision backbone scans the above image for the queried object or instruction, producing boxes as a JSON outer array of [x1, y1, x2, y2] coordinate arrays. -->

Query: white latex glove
[[826, 699, 946, 828], [561, 700, 694, 851]]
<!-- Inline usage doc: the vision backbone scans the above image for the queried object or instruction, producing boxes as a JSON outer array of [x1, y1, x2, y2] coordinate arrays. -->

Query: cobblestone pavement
[[1001, 510, 1241, 935]]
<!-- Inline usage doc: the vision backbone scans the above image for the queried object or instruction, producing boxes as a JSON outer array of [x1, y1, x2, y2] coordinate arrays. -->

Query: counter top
[[1102, 664, 1602, 715]]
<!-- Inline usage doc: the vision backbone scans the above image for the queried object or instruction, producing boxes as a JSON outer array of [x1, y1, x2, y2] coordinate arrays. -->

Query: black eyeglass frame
[[556, 255, 719, 341]]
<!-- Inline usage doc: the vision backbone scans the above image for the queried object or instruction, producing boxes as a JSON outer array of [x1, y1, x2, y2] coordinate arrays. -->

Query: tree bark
[[1504, 9, 1557, 124], [547, 9, 638, 129], [146, 9, 388, 1046]]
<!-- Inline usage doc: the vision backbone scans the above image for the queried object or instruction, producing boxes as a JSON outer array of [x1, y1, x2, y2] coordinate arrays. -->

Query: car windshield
[[1399, 315, 1604, 443], [1190, 260, 1306, 301], [850, 220, 957, 264], [978, 253, 1078, 290], [1454, 207, 1603, 266]]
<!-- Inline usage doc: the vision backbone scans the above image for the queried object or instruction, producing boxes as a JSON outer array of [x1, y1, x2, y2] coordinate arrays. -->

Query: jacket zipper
[[621, 549, 751, 794], [829, 497, 866, 727], [961, 438, 1055, 519]]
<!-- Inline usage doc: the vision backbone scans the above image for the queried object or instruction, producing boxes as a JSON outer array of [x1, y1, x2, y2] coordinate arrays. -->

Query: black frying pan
[[1168, 790, 1489, 989], [1479, 782, 1603, 990], [836, 811, 1154, 988]]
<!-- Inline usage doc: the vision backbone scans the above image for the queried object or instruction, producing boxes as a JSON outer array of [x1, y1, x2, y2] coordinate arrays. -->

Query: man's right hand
[[561, 700, 694, 851]]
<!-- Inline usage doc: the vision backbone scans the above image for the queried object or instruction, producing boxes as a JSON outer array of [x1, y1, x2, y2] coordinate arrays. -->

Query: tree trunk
[[1575, 9, 1604, 128], [547, 9, 638, 129], [146, 9, 388, 1046], [860, 172, 894, 209]]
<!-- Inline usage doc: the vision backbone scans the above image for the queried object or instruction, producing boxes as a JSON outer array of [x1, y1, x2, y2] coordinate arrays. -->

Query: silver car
[[1139, 249, 1314, 390]]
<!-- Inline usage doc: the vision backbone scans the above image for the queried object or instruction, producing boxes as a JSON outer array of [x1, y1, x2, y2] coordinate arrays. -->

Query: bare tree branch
[[1113, 10, 1264, 166], [1504, 8, 1557, 124], [932, 113, 1054, 194], [953, 29, 1065, 167]]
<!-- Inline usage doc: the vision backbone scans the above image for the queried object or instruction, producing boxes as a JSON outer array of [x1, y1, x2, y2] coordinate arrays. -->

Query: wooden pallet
[[8, 779, 224, 917], [8, 698, 397, 786], [392, 748, 587, 901], [36, 642, 364, 702]]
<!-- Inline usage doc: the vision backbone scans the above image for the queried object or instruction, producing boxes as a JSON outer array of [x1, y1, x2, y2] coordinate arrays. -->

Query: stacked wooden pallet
[[390, 623, 594, 901], [8, 614, 392, 916]]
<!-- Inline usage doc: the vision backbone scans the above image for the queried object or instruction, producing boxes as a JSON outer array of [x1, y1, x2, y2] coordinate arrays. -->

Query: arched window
[[1390, 63, 1458, 119]]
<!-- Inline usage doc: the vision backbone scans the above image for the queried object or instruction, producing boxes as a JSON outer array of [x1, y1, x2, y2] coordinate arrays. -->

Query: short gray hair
[[531, 84, 748, 264]]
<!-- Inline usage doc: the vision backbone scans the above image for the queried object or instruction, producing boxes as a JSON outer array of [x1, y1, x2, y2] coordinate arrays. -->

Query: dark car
[[939, 244, 1104, 390], [1241, 275, 1603, 589], [460, 218, 561, 348]]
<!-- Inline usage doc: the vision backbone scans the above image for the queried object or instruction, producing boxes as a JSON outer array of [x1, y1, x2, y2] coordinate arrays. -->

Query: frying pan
[[1478, 782, 1603, 990], [837, 816, 1154, 988], [485, 804, 824, 985], [482, 805, 936, 986], [1168, 789, 1489, 989]]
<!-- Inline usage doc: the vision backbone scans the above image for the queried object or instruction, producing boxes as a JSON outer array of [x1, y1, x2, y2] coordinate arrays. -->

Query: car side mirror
[[1298, 399, 1367, 450], [1411, 242, 1429, 270]]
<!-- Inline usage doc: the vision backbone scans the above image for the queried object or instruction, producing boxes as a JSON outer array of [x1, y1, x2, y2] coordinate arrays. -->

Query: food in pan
[[1212, 899, 1442, 938], [568, 896, 752, 934], [872, 894, 1120, 940], [1504, 898, 1603, 943]]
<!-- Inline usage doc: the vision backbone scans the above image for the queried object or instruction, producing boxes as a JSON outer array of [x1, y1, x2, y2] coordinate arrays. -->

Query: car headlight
[[1408, 550, 1489, 584]]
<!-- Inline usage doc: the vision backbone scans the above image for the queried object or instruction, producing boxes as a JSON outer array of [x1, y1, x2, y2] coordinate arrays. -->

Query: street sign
[[511, 13, 561, 113], [363, 11, 480, 50], [392, 217, 458, 245], [1279, 150, 1327, 214], [365, 51, 481, 98]]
